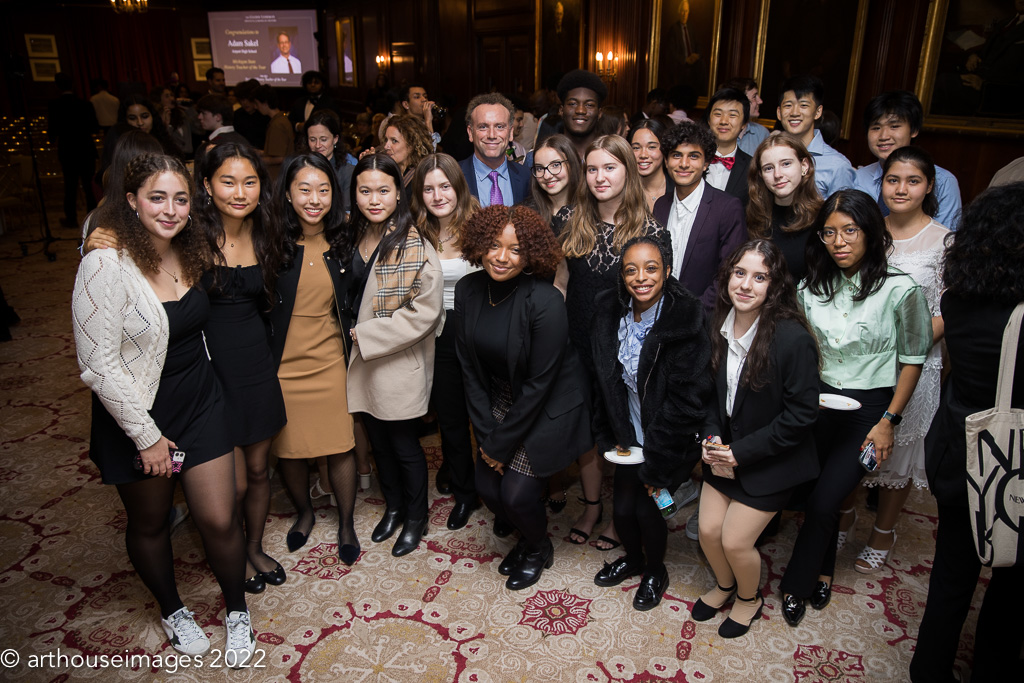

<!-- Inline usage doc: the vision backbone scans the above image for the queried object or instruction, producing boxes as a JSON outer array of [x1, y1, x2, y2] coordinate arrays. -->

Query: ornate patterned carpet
[[0, 230, 989, 681]]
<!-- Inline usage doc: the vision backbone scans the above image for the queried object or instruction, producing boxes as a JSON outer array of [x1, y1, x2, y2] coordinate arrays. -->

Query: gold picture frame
[[753, 0, 869, 140], [190, 38, 212, 60], [336, 17, 357, 87], [30, 59, 60, 82], [915, 0, 1024, 136], [647, 0, 724, 106], [25, 34, 58, 58], [193, 60, 212, 83]]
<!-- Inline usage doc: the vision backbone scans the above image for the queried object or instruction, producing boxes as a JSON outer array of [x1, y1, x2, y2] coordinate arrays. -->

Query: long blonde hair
[[561, 135, 652, 258], [410, 153, 479, 249]]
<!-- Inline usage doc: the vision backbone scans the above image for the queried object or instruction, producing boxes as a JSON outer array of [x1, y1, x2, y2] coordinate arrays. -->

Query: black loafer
[[493, 519, 514, 538], [632, 568, 669, 611], [809, 581, 831, 610], [782, 594, 806, 626], [371, 509, 405, 543], [259, 561, 286, 586], [446, 501, 480, 530], [594, 557, 645, 587], [244, 573, 266, 594], [392, 518, 427, 557], [499, 539, 528, 576], [506, 541, 553, 591]]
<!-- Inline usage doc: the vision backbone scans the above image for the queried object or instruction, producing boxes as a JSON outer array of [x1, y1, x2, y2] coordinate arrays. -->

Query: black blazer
[[267, 244, 354, 368], [590, 279, 713, 488], [723, 149, 753, 208], [454, 272, 591, 476], [458, 155, 531, 205], [705, 318, 820, 496]]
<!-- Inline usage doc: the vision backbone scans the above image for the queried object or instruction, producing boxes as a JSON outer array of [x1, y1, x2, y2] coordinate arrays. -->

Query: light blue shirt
[[472, 155, 514, 207], [853, 160, 962, 231], [737, 120, 770, 157], [617, 301, 662, 446], [807, 129, 856, 200]]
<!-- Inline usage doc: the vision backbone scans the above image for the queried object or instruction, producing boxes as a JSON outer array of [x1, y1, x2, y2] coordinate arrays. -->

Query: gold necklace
[[160, 266, 179, 283], [487, 283, 517, 306], [438, 230, 456, 254]]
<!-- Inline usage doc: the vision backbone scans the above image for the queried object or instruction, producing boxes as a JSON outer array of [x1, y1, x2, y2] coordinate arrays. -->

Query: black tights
[[278, 453, 359, 546], [476, 465, 549, 549], [116, 453, 246, 618], [613, 465, 667, 573], [233, 439, 274, 573]]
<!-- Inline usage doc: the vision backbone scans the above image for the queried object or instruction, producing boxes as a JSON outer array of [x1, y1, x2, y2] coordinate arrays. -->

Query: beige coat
[[347, 243, 444, 420]]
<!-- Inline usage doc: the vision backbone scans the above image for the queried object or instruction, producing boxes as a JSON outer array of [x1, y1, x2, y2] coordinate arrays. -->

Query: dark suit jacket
[[48, 93, 99, 162], [653, 183, 747, 312], [454, 272, 591, 476], [458, 155, 531, 206], [704, 318, 820, 497], [723, 149, 752, 208]]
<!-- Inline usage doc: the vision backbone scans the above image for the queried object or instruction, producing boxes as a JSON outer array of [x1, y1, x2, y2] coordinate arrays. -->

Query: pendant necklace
[[487, 283, 517, 307]]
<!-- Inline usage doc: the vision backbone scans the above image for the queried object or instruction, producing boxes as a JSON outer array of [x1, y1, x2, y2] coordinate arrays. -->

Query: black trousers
[[61, 156, 97, 223], [615, 464, 667, 573], [362, 414, 428, 520], [780, 385, 892, 598], [476, 464, 549, 550], [431, 316, 477, 503], [909, 503, 1024, 682]]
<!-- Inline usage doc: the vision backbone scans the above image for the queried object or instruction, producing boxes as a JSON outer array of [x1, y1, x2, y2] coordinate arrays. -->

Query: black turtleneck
[[475, 273, 522, 378]]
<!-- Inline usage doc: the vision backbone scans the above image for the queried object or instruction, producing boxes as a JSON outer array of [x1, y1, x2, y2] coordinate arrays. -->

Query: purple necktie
[[488, 170, 504, 206]]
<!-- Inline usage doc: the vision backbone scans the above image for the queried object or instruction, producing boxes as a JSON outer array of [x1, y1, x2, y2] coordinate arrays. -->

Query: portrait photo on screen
[[208, 10, 318, 87]]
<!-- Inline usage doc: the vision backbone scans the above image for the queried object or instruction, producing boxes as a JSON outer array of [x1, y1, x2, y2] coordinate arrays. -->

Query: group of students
[[70, 65, 1023, 680]]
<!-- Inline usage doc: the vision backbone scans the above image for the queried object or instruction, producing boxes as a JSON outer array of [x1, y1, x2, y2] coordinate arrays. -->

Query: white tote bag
[[965, 302, 1024, 567]]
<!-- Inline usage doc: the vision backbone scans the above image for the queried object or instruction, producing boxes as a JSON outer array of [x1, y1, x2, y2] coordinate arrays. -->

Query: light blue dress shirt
[[807, 130, 856, 199], [472, 155, 514, 208], [853, 161, 962, 231], [737, 121, 770, 157], [617, 301, 662, 446]]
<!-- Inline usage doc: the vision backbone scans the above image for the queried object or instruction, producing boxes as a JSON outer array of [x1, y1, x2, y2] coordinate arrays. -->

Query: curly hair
[[94, 154, 207, 285], [804, 189, 894, 303], [881, 146, 938, 219], [746, 132, 822, 238], [614, 234, 674, 309], [563, 135, 651, 258], [462, 205, 563, 279], [410, 154, 479, 249], [710, 239, 818, 390], [382, 114, 433, 175], [276, 153, 353, 269], [942, 182, 1024, 305], [529, 134, 582, 223], [194, 143, 282, 309], [659, 120, 717, 165]]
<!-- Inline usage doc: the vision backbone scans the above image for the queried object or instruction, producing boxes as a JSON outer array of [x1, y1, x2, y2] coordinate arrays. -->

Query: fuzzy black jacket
[[590, 278, 713, 488]]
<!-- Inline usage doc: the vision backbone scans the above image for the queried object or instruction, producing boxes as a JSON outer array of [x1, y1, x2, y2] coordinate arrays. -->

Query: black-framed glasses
[[819, 226, 862, 244], [531, 159, 565, 178]]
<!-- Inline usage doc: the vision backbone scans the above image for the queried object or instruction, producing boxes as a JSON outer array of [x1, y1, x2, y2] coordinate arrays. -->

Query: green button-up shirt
[[798, 270, 932, 390]]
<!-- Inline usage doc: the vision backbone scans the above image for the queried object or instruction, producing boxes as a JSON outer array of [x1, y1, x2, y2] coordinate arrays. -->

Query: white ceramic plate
[[603, 446, 645, 464], [819, 393, 863, 411]]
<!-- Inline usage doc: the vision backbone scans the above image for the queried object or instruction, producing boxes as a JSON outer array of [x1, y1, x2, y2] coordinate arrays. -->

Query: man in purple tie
[[458, 93, 531, 207]]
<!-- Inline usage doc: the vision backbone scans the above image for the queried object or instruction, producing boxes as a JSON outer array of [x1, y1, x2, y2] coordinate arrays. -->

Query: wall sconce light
[[375, 54, 389, 72], [595, 51, 618, 81]]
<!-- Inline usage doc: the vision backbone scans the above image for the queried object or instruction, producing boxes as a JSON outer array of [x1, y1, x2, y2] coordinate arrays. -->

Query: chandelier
[[110, 0, 148, 13]]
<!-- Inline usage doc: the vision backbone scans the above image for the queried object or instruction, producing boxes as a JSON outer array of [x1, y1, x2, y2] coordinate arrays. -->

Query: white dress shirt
[[665, 179, 705, 278], [720, 309, 760, 417], [706, 149, 736, 191]]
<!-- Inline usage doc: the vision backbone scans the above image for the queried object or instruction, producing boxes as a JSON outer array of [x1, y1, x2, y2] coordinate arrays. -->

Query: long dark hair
[[804, 189, 894, 303], [194, 143, 281, 307], [881, 146, 938, 219], [102, 129, 163, 198], [117, 94, 181, 158], [710, 239, 818, 390], [348, 153, 417, 263], [304, 108, 350, 162], [276, 153, 352, 270]]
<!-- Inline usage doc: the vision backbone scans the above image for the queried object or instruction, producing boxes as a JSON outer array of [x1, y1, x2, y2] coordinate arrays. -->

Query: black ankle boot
[[371, 509, 404, 543], [391, 518, 427, 557], [499, 539, 528, 576], [506, 540, 553, 591]]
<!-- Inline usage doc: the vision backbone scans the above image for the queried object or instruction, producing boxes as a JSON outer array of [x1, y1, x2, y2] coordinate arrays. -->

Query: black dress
[[769, 203, 813, 284], [201, 265, 286, 446], [90, 288, 233, 485]]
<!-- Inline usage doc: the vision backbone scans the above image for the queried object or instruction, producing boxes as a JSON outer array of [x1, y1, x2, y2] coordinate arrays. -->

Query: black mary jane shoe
[[506, 540, 553, 591], [809, 581, 832, 610], [259, 560, 286, 586], [498, 538, 528, 576], [286, 517, 316, 552], [244, 572, 266, 594], [391, 518, 428, 557], [493, 518, 515, 538], [594, 557, 645, 588], [446, 501, 480, 530], [690, 583, 736, 622], [782, 594, 806, 627], [632, 567, 669, 611], [718, 591, 764, 639], [371, 509, 405, 543]]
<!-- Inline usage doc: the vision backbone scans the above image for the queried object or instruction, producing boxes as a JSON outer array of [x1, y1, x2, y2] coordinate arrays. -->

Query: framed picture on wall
[[191, 38, 212, 60], [916, 0, 1024, 136], [25, 34, 58, 58], [649, 0, 724, 104], [753, 0, 869, 139], [336, 17, 357, 87], [30, 59, 60, 82], [536, 0, 583, 90], [193, 60, 212, 82]]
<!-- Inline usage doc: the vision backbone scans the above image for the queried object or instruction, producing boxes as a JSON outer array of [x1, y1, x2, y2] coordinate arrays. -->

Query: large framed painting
[[336, 17, 357, 87], [649, 0, 723, 102], [536, 0, 583, 90], [916, 0, 1024, 136], [753, 0, 869, 139]]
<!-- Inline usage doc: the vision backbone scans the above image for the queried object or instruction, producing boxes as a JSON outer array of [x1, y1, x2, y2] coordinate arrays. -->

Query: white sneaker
[[685, 510, 700, 541], [673, 479, 700, 508], [161, 607, 210, 655], [224, 610, 256, 668]]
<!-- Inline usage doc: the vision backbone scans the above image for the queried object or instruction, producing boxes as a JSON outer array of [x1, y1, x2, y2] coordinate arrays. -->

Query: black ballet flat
[[338, 530, 361, 566], [259, 561, 286, 586], [244, 572, 266, 594], [782, 594, 806, 627], [286, 517, 316, 552], [371, 509, 404, 543], [809, 581, 831, 610]]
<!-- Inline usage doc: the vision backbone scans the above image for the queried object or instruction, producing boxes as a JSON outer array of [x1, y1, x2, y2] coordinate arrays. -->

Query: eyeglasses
[[531, 159, 565, 178], [819, 226, 862, 244]]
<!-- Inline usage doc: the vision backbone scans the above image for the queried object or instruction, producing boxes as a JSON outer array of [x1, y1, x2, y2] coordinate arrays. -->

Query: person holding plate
[[692, 239, 820, 637], [590, 235, 712, 610]]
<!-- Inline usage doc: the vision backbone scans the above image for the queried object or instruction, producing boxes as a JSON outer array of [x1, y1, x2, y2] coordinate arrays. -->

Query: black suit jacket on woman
[[590, 278, 714, 489], [705, 318, 820, 496], [454, 271, 591, 477], [267, 244, 354, 368]]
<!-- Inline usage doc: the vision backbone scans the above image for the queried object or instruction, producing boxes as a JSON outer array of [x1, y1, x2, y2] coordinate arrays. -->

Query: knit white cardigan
[[72, 248, 169, 451]]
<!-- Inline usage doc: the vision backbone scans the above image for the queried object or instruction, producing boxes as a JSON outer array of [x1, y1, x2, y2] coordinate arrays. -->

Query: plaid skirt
[[489, 376, 535, 477]]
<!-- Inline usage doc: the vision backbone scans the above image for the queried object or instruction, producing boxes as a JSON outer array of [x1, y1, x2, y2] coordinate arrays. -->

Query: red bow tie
[[712, 156, 735, 170]]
